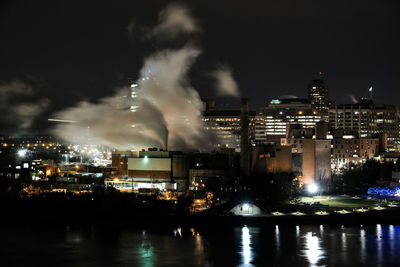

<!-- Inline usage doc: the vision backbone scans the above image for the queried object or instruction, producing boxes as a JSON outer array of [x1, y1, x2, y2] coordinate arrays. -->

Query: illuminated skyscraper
[[308, 72, 329, 117]]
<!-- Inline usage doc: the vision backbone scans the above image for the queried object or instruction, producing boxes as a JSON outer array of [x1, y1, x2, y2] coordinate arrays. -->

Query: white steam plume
[[0, 81, 50, 133], [211, 65, 240, 97], [52, 46, 213, 151], [348, 94, 358, 104], [150, 3, 200, 40], [0, 81, 33, 98], [137, 46, 213, 150], [52, 90, 169, 151], [52, 4, 215, 151], [126, 18, 136, 42], [12, 100, 50, 130]]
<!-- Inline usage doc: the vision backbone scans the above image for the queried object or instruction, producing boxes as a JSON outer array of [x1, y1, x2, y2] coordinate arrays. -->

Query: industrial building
[[110, 149, 240, 192]]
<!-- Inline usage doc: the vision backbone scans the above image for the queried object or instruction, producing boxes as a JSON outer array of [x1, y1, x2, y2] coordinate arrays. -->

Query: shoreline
[[3, 208, 400, 229]]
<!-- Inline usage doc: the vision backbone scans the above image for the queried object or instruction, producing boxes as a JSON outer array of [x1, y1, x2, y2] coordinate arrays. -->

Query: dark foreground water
[[1, 224, 400, 266]]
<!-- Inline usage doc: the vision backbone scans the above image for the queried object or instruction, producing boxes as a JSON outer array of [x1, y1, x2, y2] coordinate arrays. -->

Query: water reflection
[[241, 226, 252, 266], [3, 224, 400, 266], [360, 226, 366, 263], [376, 224, 383, 264], [389, 225, 395, 262], [275, 225, 280, 248], [341, 232, 347, 249], [303, 232, 324, 266]]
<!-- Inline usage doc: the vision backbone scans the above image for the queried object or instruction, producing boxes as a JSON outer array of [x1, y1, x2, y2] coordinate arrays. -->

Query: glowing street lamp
[[307, 183, 319, 195], [17, 149, 27, 157]]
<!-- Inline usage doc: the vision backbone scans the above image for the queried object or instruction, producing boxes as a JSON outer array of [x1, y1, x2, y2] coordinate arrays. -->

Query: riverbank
[[3, 206, 400, 229]]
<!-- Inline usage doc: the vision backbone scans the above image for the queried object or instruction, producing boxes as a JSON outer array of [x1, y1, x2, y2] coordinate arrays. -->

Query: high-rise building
[[329, 99, 399, 150], [202, 99, 256, 152], [255, 98, 322, 141], [308, 72, 329, 116], [203, 109, 256, 152]]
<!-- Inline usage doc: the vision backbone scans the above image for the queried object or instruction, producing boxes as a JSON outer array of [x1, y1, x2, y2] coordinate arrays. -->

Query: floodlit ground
[[297, 195, 384, 208]]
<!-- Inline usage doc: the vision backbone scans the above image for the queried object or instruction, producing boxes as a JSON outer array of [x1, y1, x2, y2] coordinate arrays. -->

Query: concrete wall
[[315, 140, 331, 182], [112, 152, 138, 176], [301, 139, 331, 185], [128, 158, 171, 171], [172, 155, 189, 179], [302, 139, 315, 184], [266, 146, 292, 173]]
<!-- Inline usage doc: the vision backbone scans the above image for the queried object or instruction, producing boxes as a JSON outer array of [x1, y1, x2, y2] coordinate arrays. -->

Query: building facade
[[329, 99, 399, 150], [203, 109, 256, 152], [308, 73, 330, 116], [255, 99, 322, 143]]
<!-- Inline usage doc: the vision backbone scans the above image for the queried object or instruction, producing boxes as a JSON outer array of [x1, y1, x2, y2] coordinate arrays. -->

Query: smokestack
[[240, 98, 249, 176]]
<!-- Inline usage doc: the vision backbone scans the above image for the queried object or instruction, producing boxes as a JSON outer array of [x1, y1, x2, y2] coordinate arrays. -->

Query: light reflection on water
[[139, 230, 154, 267], [377, 224, 383, 264], [241, 226, 252, 266], [2, 224, 400, 266], [360, 226, 366, 264], [303, 232, 324, 266]]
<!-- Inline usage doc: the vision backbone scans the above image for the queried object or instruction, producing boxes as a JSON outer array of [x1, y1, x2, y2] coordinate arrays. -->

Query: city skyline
[[2, 2, 400, 266], [0, 1, 399, 132]]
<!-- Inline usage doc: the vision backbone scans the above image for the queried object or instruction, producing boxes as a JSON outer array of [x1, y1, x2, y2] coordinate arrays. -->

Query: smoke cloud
[[137, 46, 213, 150], [52, 90, 168, 150], [211, 65, 240, 97], [150, 3, 200, 40], [52, 4, 214, 151], [126, 18, 137, 42], [0, 81, 33, 97], [348, 94, 358, 104], [278, 94, 299, 99], [0, 81, 50, 133]]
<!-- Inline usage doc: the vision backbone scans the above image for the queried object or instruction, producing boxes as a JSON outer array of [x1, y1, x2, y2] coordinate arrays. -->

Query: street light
[[307, 183, 319, 194], [17, 149, 27, 157]]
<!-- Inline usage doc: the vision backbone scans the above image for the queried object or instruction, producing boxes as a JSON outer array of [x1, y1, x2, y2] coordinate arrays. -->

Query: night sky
[[1, 0, 399, 133]]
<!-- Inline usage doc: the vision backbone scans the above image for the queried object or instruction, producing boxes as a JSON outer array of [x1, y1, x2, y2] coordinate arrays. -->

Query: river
[[1, 224, 399, 266]]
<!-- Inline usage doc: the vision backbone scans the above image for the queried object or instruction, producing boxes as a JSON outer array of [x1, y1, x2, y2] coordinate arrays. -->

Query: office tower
[[308, 72, 329, 117], [329, 99, 399, 150]]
